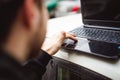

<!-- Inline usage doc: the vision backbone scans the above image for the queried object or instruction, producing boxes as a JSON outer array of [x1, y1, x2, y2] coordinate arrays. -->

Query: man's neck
[[3, 26, 30, 64]]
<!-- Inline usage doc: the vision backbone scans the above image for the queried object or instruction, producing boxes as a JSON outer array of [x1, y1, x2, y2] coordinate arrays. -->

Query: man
[[0, 0, 77, 80]]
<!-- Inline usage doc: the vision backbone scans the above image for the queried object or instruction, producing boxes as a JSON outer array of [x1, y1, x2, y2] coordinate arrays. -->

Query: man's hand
[[41, 31, 78, 56]]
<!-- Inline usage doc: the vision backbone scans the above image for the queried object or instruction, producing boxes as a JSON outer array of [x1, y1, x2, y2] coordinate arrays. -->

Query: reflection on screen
[[57, 66, 81, 80], [81, 0, 120, 21]]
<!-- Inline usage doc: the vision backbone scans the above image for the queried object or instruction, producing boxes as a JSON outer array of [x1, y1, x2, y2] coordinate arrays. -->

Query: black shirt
[[0, 49, 52, 80]]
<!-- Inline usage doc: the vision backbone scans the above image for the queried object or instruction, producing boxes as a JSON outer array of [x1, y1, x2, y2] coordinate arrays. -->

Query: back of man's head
[[0, 0, 23, 45]]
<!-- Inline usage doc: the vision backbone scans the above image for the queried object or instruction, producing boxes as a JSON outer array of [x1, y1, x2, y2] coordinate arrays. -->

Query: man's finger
[[68, 33, 76, 37], [66, 33, 78, 41]]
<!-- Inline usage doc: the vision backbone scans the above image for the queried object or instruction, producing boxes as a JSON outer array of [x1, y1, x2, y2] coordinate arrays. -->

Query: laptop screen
[[81, 0, 120, 27]]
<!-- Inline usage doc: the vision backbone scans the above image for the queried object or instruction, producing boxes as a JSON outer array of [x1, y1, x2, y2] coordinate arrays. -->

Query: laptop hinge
[[84, 24, 120, 31]]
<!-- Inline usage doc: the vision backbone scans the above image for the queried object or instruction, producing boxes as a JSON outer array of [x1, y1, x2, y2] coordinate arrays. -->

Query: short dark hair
[[0, 0, 24, 45]]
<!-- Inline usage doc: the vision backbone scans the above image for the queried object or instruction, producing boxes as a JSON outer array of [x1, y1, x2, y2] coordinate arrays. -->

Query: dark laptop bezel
[[80, 0, 120, 28]]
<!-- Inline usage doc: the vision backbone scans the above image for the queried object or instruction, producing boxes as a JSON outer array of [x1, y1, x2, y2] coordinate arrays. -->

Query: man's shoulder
[[0, 62, 23, 80], [0, 52, 27, 80]]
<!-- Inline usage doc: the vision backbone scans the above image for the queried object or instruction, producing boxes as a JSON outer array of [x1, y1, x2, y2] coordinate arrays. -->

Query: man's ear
[[22, 0, 35, 29]]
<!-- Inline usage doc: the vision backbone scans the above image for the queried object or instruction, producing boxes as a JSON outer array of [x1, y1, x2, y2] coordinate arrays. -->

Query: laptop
[[62, 0, 120, 59]]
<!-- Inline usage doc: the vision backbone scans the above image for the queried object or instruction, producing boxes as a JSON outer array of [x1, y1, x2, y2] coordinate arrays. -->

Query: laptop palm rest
[[62, 38, 120, 59]]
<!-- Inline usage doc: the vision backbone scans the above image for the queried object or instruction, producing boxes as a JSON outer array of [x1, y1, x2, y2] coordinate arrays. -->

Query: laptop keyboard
[[70, 27, 120, 44]]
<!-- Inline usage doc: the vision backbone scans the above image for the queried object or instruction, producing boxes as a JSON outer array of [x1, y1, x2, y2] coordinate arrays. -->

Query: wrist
[[42, 48, 54, 56]]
